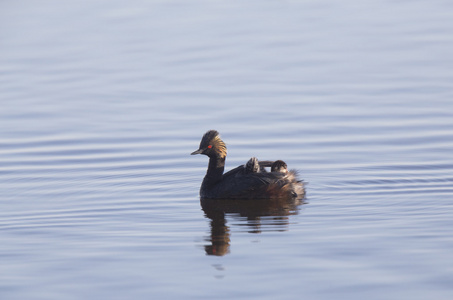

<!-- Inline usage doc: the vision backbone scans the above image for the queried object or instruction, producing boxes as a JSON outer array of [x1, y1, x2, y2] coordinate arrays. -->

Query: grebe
[[191, 130, 304, 199]]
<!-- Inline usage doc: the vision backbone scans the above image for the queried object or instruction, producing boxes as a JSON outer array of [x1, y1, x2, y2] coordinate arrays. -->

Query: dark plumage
[[191, 130, 305, 199]]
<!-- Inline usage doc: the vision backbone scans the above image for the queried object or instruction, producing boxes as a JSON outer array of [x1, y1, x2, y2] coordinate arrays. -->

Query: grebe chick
[[271, 160, 288, 173], [244, 157, 260, 174], [191, 130, 304, 199]]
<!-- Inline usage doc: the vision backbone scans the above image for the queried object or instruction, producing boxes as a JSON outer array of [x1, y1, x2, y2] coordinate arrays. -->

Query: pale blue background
[[1, 1, 453, 299]]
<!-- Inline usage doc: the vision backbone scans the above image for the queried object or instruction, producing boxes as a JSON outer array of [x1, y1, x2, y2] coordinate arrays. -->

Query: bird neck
[[203, 154, 225, 186]]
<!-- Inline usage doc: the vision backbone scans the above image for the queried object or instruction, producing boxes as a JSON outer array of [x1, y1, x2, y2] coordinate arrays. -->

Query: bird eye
[[207, 145, 212, 149]]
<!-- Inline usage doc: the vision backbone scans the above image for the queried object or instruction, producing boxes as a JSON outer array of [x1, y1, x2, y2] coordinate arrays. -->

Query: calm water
[[1, 1, 453, 299]]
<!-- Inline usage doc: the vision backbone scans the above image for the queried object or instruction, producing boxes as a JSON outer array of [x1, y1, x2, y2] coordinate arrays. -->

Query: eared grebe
[[191, 130, 304, 199]]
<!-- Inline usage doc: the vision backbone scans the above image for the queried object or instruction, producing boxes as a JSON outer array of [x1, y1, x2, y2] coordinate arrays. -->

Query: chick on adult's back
[[191, 130, 304, 199]]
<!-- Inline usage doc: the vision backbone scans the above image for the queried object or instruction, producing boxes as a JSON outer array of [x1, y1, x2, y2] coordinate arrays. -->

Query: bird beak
[[191, 148, 204, 155]]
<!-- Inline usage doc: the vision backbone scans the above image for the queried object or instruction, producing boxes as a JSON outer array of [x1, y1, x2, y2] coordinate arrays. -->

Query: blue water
[[1, 1, 453, 299]]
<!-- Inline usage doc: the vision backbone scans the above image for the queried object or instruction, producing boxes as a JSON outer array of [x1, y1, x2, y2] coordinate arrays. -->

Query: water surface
[[1, 1, 453, 299]]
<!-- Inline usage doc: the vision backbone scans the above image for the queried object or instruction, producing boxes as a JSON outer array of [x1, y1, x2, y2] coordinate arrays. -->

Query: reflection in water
[[201, 197, 305, 256]]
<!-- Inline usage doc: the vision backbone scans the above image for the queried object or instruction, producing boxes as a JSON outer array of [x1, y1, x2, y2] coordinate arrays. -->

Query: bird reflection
[[201, 197, 305, 256]]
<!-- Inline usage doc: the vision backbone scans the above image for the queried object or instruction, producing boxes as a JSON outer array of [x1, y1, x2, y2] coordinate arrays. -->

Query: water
[[1, 1, 453, 299]]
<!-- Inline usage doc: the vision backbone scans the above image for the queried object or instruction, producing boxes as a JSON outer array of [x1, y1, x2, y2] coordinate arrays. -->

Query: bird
[[271, 160, 288, 173], [191, 130, 304, 199]]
